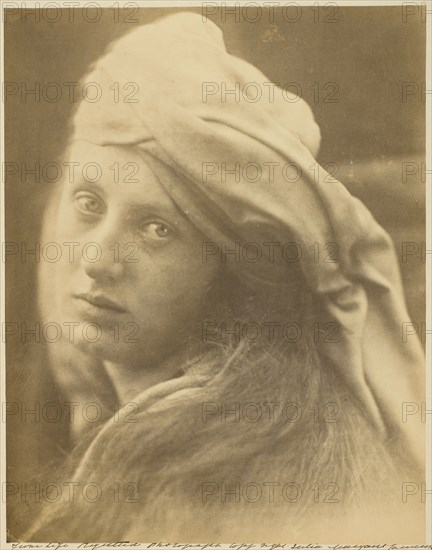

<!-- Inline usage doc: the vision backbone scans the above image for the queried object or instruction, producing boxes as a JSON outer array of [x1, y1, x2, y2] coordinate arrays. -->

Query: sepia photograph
[[1, 1, 430, 545]]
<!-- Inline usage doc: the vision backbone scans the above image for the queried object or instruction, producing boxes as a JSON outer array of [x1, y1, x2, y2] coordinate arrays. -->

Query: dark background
[[5, 6, 426, 344]]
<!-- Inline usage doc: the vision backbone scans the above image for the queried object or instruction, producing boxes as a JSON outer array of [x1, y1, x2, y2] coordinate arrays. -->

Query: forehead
[[66, 141, 176, 208]]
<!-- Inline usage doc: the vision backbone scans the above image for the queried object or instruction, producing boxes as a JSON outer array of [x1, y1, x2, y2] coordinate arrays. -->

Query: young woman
[[10, 12, 424, 542]]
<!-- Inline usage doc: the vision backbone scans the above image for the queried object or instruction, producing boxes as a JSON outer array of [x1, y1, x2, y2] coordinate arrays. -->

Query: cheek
[[170, 241, 220, 293], [130, 247, 220, 318], [55, 196, 73, 235], [55, 193, 92, 242]]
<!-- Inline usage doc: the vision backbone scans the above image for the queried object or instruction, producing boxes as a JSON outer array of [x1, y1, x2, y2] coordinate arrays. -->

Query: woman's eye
[[142, 222, 172, 240], [73, 192, 104, 215]]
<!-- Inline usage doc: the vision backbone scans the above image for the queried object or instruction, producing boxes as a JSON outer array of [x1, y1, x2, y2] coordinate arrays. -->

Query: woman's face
[[52, 141, 221, 367]]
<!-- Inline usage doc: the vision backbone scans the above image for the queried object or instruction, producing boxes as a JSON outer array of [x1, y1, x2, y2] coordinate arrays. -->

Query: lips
[[73, 292, 127, 313]]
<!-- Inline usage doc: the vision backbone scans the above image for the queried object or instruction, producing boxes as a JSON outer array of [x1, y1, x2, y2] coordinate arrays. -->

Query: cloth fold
[[71, 12, 424, 466]]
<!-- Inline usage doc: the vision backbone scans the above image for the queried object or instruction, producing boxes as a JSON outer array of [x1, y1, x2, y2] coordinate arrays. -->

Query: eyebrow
[[123, 201, 183, 220], [72, 179, 185, 221]]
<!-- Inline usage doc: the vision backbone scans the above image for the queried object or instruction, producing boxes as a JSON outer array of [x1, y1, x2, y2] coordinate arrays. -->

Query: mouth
[[73, 292, 127, 313]]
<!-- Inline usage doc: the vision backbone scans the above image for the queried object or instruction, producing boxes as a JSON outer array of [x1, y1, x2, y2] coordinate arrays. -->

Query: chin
[[70, 334, 141, 364]]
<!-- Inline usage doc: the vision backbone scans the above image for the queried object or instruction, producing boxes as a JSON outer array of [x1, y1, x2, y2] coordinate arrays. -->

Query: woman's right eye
[[73, 192, 105, 216]]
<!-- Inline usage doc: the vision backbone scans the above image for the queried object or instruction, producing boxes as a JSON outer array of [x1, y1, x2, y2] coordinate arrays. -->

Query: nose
[[81, 226, 126, 283], [83, 247, 125, 282]]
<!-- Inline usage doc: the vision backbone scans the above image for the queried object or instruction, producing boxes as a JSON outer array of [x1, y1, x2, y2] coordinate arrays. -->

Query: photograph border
[[1, 1, 431, 547]]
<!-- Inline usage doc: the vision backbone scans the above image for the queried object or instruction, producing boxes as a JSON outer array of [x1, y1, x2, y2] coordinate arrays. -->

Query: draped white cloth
[[70, 12, 424, 467]]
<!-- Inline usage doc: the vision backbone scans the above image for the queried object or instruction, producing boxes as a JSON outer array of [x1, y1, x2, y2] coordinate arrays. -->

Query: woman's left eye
[[141, 222, 172, 240]]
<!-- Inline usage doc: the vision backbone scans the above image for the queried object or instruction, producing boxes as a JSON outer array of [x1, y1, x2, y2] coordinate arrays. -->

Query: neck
[[103, 344, 201, 404]]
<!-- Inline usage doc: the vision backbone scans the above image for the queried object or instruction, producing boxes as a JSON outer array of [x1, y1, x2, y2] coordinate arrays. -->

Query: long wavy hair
[[17, 214, 415, 542]]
